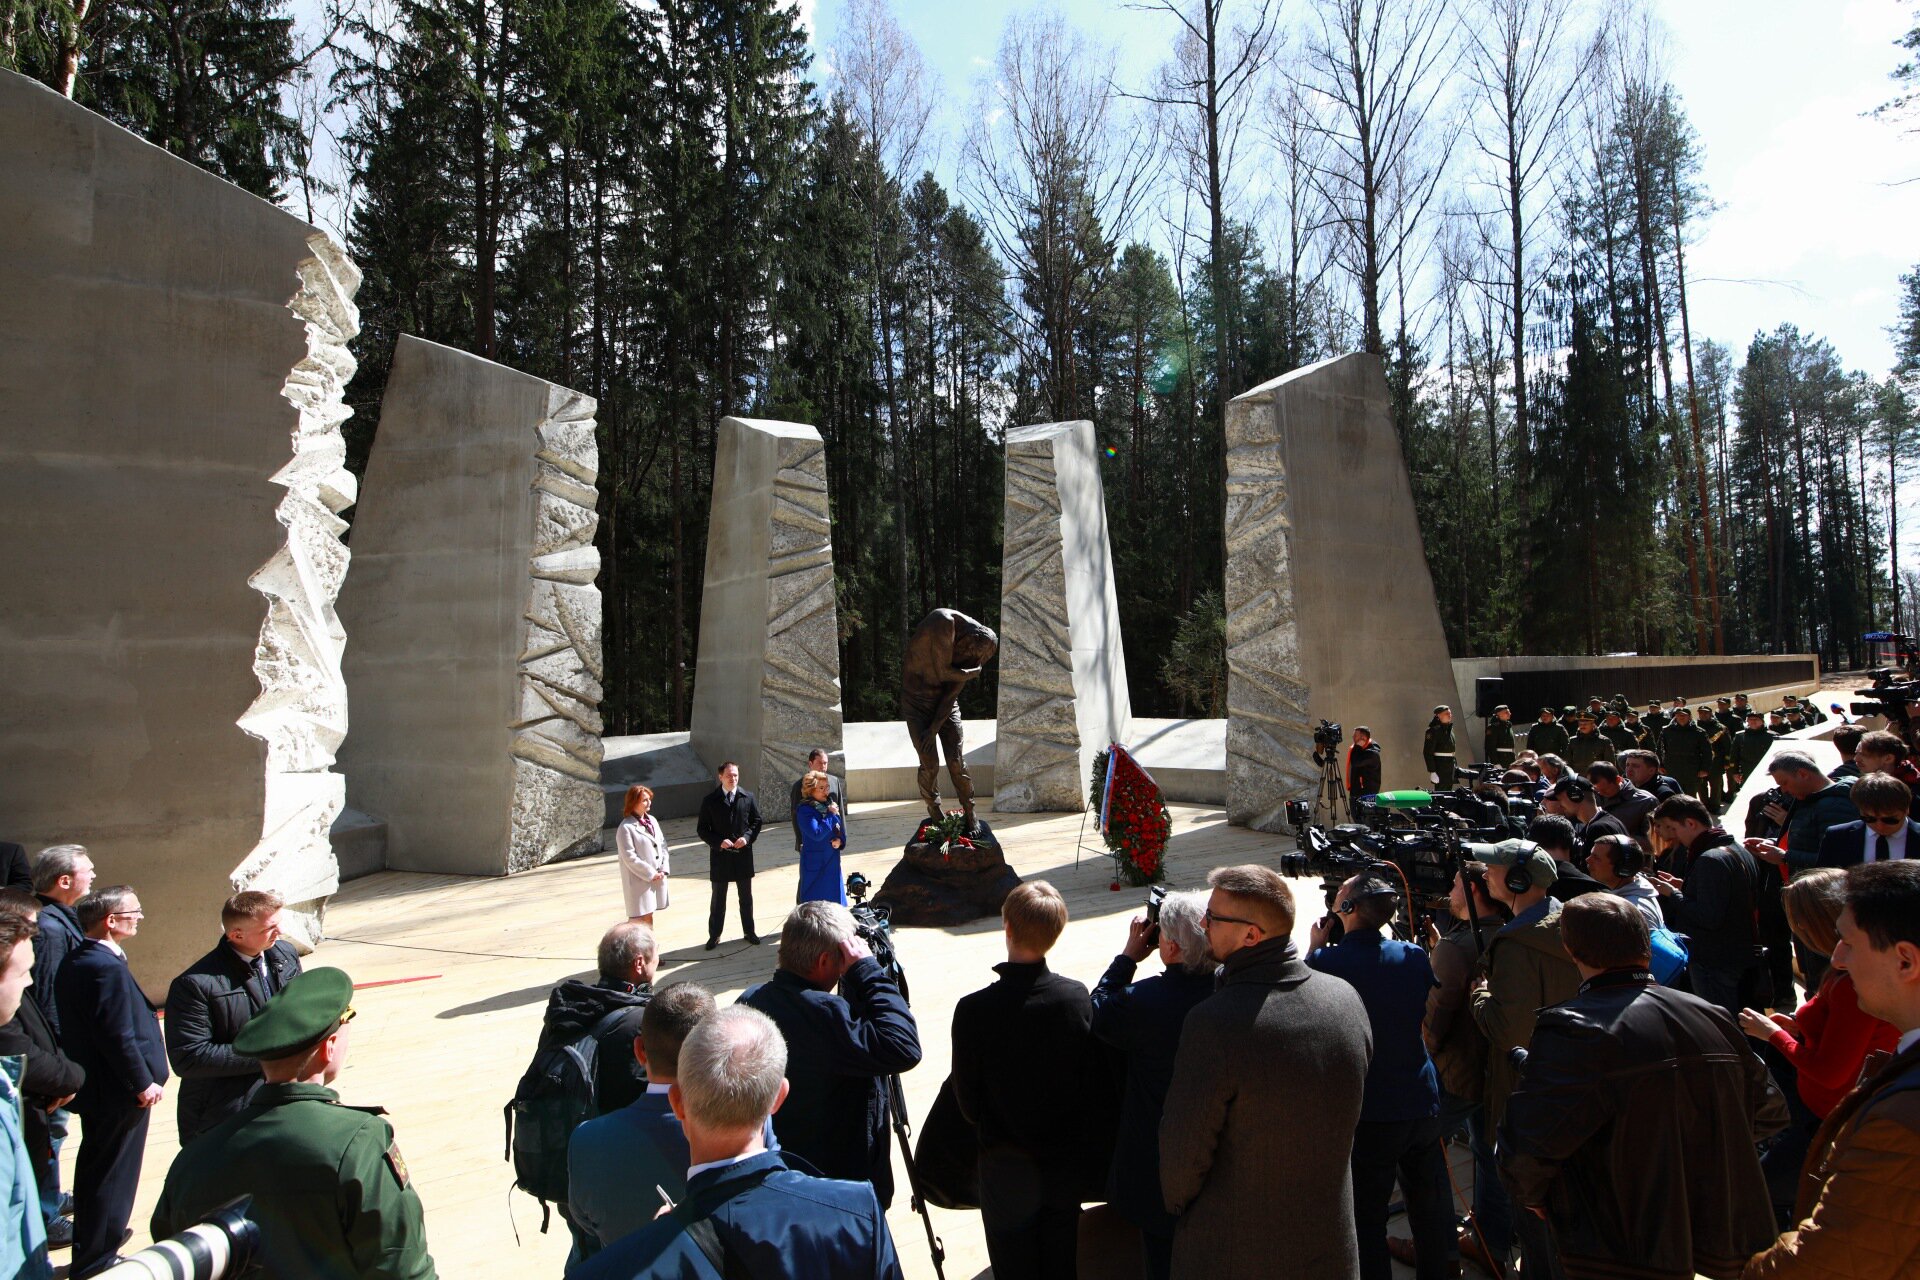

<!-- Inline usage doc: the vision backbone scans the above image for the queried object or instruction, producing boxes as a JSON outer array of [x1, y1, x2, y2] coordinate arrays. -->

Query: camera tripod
[[1313, 748, 1349, 826]]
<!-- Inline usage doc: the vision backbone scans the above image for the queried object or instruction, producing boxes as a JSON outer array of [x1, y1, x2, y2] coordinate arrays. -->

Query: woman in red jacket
[[1738, 867, 1900, 1227]]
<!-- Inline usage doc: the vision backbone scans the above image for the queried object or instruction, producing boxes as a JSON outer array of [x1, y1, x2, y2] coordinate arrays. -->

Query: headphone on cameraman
[[1597, 834, 1644, 877], [1502, 861, 1536, 895], [1337, 868, 1402, 916]]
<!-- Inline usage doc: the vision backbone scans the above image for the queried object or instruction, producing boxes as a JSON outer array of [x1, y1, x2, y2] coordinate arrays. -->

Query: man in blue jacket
[[54, 886, 167, 1278], [1307, 873, 1458, 1280], [569, 983, 715, 1259], [738, 902, 920, 1206], [571, 1006, 902, 1280]]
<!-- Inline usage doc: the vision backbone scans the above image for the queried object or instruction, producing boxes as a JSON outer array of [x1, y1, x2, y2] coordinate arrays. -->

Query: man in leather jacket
[[1501, 895, 1787, 1280]]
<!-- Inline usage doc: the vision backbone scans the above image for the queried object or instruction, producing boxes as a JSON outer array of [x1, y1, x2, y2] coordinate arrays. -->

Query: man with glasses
[[1159, 865, 1370, 1278], [53, 886, 167, 1277], [153, 967, 437, 1278], [165, 890, 303, 1144], [1815, 774, 1919, 868]]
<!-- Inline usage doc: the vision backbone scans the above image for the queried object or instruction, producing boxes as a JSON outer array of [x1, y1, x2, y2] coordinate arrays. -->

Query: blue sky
[[806, 0, 1919, 377]]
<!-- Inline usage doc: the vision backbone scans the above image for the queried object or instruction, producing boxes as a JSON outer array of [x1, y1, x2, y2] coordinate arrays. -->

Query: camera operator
[[1400, 867, 1510, 1276], [1306, 874, 1457, 1280], [1423, 707, 1456, 788], [1587, 760, 1657, 851], [1751, 752, 1858, 875], [738, 902, 922, 1207], [1316, 726, 1381, 801], [1651, 795, 1771, 1016], [1089, 892, 1215, 1280], [1524, 814, 1606, 902], [1464, 840, 1580, 1277]]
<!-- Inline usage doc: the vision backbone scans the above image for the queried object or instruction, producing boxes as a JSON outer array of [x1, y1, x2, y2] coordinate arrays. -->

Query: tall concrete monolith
[[0, 70, 356, 989], [995, 421, 1132, 811], [336, 336, 604, 874], [1225, 354, 1458, 832], [689, 418, 845, 821]]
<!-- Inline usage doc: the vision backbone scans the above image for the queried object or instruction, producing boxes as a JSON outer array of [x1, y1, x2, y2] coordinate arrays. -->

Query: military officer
[[1527, 706, 1569, 757], [1714, 696, 1740, 734], [1484, 704, 1517, 769], [1423, 705, 1458, 786], [151, 968, 435, 1279], [1783, 693, 1825, 725], [1601, 709, 1637, 753], [1696, 705, 1733, 809], [1643, 699, 1668, 735], [1622, 708, 1655, 752], [1659, 707, 1715, 805], [1563, 712, 1612, 773], [1732, 711, 1778, 790]]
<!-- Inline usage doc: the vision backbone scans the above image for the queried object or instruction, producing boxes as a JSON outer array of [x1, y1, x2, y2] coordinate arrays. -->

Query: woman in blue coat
[[794, 770, 847, 904]]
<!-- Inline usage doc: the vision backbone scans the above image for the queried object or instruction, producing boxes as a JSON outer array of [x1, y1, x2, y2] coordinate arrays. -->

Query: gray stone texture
[[996, 421, 1132, 811], [336, 335, 604, 875], [689, 418, 845, 822], [1225, 354, 1458, 831], [0, 71, 355, 989]]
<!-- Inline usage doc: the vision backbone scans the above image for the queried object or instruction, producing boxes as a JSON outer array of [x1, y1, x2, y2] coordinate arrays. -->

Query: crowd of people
[[2, 695, 1918, 1279]]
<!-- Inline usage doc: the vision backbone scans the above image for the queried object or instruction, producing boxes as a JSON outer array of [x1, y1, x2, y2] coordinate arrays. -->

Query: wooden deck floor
[[87, 800, 1446, 1279]]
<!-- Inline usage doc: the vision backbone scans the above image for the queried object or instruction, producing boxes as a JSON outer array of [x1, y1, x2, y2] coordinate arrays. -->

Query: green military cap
[[1561, 705, 1576, 714], [1433, 704, 1450, 715], [1746, 710, 1765, 721], [1492, 704, 1510, 714], [234, 967, 355, 1060], [1577, 710, 1597, 723], [1717, 697, 1732, 706]]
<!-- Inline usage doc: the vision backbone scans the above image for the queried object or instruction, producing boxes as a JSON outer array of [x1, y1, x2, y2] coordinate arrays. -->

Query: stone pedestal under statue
[[870, 819, 1021, 927], [995, 420, 1131, 812]]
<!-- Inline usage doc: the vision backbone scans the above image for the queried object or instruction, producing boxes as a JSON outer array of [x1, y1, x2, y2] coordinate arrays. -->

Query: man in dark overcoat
[[696, 762, 763, 949]]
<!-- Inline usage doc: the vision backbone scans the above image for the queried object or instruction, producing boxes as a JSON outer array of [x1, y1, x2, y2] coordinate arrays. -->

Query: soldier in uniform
[[1527, 707, 1569, 757], [1622, 708, 1655, 752], [1696, 705, 1732, 810], [1714, 696, 1740, 734], [1767, 708, 1790, 735], [1423, 705, 1457, 787], [1731, 711, 1778, 791], [1484, 705, 1517, 770], [1659, 708, 1715, 806], [1563, 713, 1611, 773], [1600, 710, 1637, 754], [1783, 693, 1824, 725], [151, 968, 435, 1279], [1643, 700, 1668, 735]]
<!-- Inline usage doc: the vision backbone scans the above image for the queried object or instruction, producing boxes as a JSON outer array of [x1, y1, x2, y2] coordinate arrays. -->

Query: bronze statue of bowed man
[[901, 608, 998, 833]]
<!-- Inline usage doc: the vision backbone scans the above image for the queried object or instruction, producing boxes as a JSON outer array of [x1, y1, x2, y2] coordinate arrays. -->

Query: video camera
[[1312, 719, 1343, 749], [1281, 790, 1498, 934], [845, 872, 907, 1002]]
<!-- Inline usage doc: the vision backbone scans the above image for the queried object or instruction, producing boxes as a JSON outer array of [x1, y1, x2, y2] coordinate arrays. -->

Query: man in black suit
[[0, 842, 32, 893], [163, 889, 302, 1144], [27, 843, 92, 1232], [54, 885, 168, 1277], [789, 747, 844, 851], [951, 881, 1098, 1280], [696, 761, 763, 950], [1817, 772, 1919, 868]]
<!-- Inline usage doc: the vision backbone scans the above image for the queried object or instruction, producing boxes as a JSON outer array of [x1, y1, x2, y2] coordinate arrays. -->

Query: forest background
[[6, 0, 1920, 731]]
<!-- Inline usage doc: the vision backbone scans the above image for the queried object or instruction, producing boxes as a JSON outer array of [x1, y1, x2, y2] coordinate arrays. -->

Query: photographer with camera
[[950, 882, 1098, 1280], [1423, 707, 1456, 788], [1306, 874, 1458, 1280], [1089, 890, 1214, 1280], [738, 902, 922, 1208]]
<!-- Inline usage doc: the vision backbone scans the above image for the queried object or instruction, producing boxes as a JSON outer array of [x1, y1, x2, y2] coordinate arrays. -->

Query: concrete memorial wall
[[689, 418, 845, 821], [995, 421, 1132, 811], [336, 336, 605, 874], [0, 71, 357, 987], [1224, 353, 1459, 831]]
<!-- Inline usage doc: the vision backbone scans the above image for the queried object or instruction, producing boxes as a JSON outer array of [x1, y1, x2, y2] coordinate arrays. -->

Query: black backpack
[[504, 1006, 626, 1230]]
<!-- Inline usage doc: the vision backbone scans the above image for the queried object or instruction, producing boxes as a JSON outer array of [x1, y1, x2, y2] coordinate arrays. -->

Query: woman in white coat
[[616, 784, 670, 923]]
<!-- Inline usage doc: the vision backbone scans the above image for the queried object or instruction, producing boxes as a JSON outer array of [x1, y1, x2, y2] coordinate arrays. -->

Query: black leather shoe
[[704, 938, 719, 951], [746, 934, 763, 945], [44, 1216, 72, 1249]]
